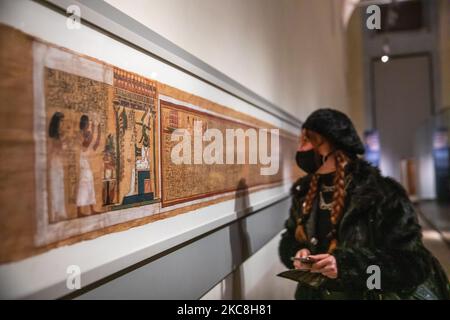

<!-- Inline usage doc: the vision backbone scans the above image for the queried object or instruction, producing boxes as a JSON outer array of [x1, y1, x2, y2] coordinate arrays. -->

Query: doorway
[[372, 54, 433, 183]]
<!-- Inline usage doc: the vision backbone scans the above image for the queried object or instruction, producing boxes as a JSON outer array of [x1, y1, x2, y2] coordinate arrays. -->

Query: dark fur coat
[[279, 158, 450, 299]]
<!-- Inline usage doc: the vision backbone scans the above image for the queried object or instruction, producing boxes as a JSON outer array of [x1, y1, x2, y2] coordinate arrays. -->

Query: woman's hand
[[293, 248, 311, 270], [309, 254, 338, 279]]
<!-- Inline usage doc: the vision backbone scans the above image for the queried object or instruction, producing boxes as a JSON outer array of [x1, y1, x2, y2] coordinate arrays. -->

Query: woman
[[279, 108, 449, 300], [76, 114, 101, 216], [48, 112, 67, 222]]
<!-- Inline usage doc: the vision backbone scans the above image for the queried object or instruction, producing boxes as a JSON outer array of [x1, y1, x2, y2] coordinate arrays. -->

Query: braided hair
[[327, 149, 349, 252], [295, 131, 350, 253]]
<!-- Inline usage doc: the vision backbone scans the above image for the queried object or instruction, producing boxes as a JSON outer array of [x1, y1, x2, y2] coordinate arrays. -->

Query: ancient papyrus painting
[[0, 24, 300, 262]]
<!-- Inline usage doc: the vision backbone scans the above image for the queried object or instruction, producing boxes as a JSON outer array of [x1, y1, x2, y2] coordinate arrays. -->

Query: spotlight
[[381, 40, 390, 63]]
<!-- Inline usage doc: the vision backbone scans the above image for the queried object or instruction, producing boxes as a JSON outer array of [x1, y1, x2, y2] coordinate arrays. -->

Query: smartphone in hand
[[290, 256, 316, 265]]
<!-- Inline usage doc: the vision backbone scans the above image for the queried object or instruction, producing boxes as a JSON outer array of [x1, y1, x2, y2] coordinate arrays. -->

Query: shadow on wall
[[222, 178, 253, 299]]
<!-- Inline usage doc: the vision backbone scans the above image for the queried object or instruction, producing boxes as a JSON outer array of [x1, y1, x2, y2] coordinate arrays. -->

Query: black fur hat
[[302, 108, 365, 155]]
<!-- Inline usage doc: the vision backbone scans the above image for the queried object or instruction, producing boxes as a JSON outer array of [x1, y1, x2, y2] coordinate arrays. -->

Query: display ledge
[[0, 184, 292, 299]]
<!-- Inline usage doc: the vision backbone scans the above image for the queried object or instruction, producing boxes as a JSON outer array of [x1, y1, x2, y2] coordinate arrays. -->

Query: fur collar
[[339, 159, 385, 231]]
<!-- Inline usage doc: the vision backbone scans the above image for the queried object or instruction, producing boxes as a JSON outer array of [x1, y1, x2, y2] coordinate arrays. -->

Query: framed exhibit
[[0, 0, 302, 298]]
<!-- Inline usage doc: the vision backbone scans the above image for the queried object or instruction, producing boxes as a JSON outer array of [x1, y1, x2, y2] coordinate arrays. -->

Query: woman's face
[[298, 129, 332, 156], [298, 129, 314, 152]]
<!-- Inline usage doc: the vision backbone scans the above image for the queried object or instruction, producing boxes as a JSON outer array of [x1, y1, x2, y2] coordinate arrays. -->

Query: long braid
[[303, 174, 319, 215], [331, 150, 347, 224], [328, 150, 348, 253], [295, 174, 318, 242]]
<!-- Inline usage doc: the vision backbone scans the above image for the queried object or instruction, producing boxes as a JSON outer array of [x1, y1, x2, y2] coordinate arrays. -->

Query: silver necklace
[[321, 184, 335, 192], [319, 191, 334, 210], [318, 175, 352, 211]]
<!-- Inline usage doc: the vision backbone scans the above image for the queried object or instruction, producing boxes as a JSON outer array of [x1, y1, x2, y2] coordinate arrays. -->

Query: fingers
[[310, 256, 336, 273], [311, 259, 329, 270], [296, 248, 310, 257], [295, 252, 338, 278], [294, 249, 310, 259], [310, 256, 332, 271], [293, 249, 314, 270], [295, 249, 312, 270], [293, 251, 302, 270], [299, 250, 310, 258], [309, 254, 330, 261]]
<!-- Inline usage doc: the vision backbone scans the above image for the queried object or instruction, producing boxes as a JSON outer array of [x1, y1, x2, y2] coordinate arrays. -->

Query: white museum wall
[[105, 0, 350, 120], [102, 0, 350, 300]]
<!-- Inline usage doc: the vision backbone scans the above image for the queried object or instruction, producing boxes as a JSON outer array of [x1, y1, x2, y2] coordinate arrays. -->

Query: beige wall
[[105, 0, 350, 121], [345, 9, 365, 137]]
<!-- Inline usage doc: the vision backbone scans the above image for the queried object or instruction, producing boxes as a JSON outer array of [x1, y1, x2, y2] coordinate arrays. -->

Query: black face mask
[[295, 150, 321, 174], [295, 149, 336, 174]]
